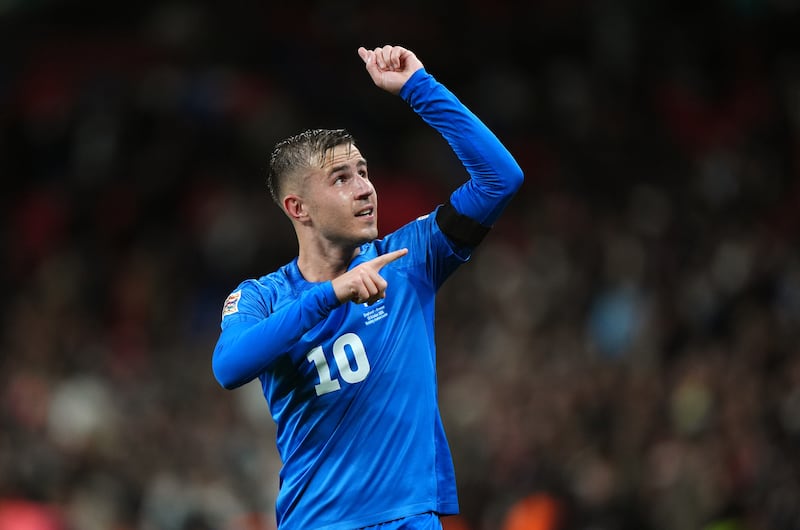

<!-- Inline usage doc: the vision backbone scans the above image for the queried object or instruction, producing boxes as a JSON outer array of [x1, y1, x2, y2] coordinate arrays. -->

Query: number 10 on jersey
[[306, 332, 371, 396]]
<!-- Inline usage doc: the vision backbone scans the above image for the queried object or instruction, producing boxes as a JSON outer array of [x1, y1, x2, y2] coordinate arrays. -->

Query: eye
[[358, 169, 368, 178]]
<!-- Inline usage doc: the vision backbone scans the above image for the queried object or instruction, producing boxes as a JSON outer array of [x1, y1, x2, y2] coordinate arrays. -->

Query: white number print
[[306, 346, 341, 396], [307, 333, 371, 396]]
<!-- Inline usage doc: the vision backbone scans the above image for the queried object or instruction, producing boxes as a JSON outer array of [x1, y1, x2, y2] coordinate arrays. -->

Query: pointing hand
[[332, 248, 409, 305]]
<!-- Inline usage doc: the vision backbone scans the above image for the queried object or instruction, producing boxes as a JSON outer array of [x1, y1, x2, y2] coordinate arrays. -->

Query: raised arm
[[359, 44, 524, 242]]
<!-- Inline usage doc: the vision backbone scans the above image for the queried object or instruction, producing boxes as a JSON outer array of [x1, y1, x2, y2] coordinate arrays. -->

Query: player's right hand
[[332, 248, 408, 305]]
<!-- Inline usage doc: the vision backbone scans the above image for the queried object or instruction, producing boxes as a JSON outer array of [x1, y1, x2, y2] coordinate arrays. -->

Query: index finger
[[369, 248, 409, 270]]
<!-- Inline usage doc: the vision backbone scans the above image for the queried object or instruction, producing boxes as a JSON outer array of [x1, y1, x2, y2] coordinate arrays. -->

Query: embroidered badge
[[222, 290, 242, 318]]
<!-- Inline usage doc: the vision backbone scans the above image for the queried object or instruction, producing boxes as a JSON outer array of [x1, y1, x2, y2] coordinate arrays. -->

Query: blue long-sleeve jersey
[[212, 68, 523, 530]]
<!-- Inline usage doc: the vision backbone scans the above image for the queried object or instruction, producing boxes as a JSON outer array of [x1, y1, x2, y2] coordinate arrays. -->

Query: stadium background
[[2, 1, 800, 529]]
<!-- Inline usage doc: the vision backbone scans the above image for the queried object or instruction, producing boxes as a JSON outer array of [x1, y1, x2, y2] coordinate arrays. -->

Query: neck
[[296, 241, 360, 283]]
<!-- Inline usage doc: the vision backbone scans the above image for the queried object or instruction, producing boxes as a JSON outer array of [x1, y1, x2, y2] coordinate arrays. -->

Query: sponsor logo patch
[[222, 290, 242, 318]]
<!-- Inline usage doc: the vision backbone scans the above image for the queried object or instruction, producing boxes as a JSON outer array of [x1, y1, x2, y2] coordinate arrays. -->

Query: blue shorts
[[361, 512, 442, 530]]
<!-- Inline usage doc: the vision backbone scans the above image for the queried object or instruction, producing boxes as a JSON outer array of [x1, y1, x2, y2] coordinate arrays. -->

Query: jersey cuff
[[319, 281, 340, 311], [399, 68, 430, 102]]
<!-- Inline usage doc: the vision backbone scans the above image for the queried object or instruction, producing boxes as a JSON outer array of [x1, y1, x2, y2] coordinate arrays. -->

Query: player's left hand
[[358, 45, 424, 95]]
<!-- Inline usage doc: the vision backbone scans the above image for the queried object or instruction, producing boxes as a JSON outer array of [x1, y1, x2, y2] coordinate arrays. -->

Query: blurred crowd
[[2, 1, 800, 529]]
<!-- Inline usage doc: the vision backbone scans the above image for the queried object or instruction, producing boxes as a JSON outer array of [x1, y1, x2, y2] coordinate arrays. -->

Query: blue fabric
[[361, 512, 442, 529], [216, 215, 464, 530]]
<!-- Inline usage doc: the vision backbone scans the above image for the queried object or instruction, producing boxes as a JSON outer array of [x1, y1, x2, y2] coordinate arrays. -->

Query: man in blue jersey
[[212, 45, 524, 530]]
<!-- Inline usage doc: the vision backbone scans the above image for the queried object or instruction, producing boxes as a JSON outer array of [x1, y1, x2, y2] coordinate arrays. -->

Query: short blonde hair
[[267, 128, 356, 205]]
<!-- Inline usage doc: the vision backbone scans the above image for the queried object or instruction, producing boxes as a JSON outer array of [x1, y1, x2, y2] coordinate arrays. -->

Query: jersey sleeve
[[399, 68, 524, 228], [211, 279, 339, 390]]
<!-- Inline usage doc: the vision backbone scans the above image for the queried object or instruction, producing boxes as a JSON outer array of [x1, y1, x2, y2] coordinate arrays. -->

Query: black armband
[[435, 202, 492, 248]]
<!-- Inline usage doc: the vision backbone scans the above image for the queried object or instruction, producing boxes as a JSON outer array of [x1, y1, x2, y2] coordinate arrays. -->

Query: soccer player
[[211, 44, 524, 529]]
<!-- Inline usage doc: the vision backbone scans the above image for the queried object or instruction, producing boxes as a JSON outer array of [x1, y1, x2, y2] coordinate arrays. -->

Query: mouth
[[355, 207, 374, 218]]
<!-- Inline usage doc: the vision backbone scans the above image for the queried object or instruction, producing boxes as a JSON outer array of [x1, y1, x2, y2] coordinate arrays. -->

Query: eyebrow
[[328, 158, 368, 176]]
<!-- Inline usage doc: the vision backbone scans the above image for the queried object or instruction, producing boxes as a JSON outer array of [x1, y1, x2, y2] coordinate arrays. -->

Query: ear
[[283, 194, 309, 223]]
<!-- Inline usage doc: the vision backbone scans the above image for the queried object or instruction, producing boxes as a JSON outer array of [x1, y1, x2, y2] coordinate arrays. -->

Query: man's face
[[302, 143, 378, 247]]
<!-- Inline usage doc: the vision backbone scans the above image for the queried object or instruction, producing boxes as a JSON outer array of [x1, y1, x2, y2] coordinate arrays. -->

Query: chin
[[357, 228, 378, 245]]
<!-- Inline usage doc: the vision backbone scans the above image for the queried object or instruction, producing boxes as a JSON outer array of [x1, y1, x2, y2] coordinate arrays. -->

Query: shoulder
[[220, 263, 298, 321], [371, 208, 469, 269], [376, 210, 439, 248], [378, 206, 465, 254]]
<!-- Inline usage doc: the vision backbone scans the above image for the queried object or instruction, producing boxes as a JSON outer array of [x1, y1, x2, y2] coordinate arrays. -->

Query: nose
[[354, 177, 374, 199]]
